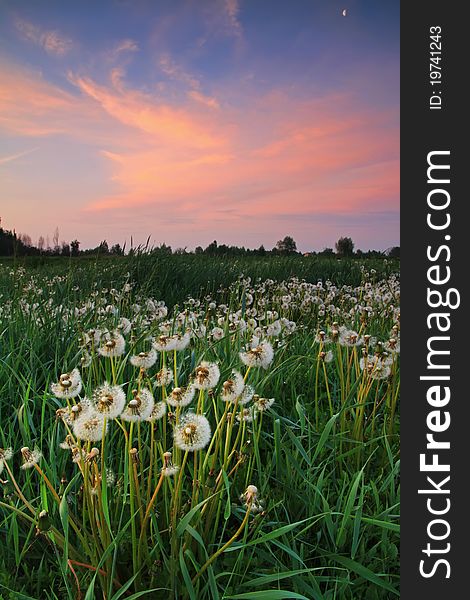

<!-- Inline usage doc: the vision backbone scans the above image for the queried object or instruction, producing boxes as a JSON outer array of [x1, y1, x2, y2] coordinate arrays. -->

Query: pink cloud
[[1, 56, 398, 250], [15, 18, 73, 56]]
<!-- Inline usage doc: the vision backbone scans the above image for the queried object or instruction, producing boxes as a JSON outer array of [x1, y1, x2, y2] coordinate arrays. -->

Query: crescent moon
[[342, 9, 347, 17]]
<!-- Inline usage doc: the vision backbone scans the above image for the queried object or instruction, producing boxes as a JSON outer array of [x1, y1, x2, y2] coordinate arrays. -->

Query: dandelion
[[360, 355, 391, 380], [85, 447, 100, 463], [120, 388, 155, 422], [339, 329, 363, 347], [21, 446, 43, 469], [118, 317, 132, 335], [211, 326, 225, 341], [240, 340, 274, 369], [237, 407, 255, 423], [147, 401, 167, 422], [80, 351, 92, 368], [51, 368, 82, 399], [385, 337, 400, 355], [154, 367, 174, 387], [174, 414, 211, 452], [193, 361, 220, 390], [221, 371, 245, 403], [266, 320, 282, 337], [130, 349, 158, 369], [71, 446, 87, 464], [239, 384, 255, 405], [56, 398, 92, 425], [253, 396, 274, 412], [73, 411, 108, 442], [93, 382, 126, 418], [167, 386, 195, 408], [152, 335, 177, 352], [173, 331, 191, 351], [59, 435, 75, 450], [0, 447, 13, 475], [240, 484, 264, 513], [319, 350, 334, 363], [161, 451, 179, 477], [98, 331, 126, 358]]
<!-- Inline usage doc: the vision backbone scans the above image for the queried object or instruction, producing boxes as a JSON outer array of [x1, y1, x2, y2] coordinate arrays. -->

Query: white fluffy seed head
[[167, 385, 195, 408], [120, 388, 155, 422], [221, 371, 245, 403], [51, 368, 82, 399], [130, 349, 158, 369], [173, 414, 211, 452], [239, 341, 274, 369], [93, 382, 126, 418], [193, 362, 220, 390], [73, 411, 108, 442]]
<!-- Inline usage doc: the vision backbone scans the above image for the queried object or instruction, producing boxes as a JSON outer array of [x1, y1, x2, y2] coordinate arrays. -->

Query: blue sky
[[0, 0, 399, 251]]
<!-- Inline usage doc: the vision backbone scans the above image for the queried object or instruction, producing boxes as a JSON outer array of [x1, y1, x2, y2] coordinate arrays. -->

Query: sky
[[0, 0, 399, 252]]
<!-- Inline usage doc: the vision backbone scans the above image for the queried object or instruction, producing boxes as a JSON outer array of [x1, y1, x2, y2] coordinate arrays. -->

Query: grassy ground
[[0, 256, 399, 599]]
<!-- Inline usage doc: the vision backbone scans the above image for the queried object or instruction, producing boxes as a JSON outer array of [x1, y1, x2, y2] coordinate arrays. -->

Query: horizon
[[0, 0, 399, 253]]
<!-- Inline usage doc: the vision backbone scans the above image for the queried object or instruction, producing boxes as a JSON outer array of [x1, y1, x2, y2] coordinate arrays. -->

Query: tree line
[[0, 226, 399, 259]]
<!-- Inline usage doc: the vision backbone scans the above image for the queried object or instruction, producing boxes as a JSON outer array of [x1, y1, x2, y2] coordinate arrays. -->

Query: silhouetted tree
[[110, 243, 124, 255], [335, 236, 354, 257], [275, 236, 297, 254], [70, 239, 80, 256], [205, 240, 218, 255], [319, 247, 335, 257]]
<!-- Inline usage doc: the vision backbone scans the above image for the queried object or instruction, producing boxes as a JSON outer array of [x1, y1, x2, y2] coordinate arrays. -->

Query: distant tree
[[19, 233, 32, 247], [53, 227, 60, 253], [110, 243, 124, 255], [275, 236, 297, 254], [70, 239, 80, 257], [257, 244, 266, 256], [205, 240, 218, 255], [37, 236, 45, 252], [318, 247, 335, 257], [195, 246, 204, 255], [387, 246, 400, 258], [174, 247, 188, 255], [61, 242, 71, 256], [335, 236, 354, 257]]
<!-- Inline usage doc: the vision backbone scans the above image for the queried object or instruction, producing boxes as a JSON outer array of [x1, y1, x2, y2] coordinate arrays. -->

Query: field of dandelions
[[0, 255, 399, 599]]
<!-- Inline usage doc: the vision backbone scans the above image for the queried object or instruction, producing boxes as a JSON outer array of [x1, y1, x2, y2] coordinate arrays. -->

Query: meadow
[[0, 254, 400, 599]]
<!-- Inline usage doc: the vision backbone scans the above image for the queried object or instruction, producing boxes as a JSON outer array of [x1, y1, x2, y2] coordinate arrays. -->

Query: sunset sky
[[0, 0, 399, 252]]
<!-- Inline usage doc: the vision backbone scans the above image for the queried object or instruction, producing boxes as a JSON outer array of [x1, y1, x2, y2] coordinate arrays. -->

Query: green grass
[[0, 256, 399, 599]]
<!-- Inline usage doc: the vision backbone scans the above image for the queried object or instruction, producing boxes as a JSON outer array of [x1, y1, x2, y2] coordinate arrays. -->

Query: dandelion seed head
[[253, 396, 274, 412], [174, 414, 211, 452], [130, 349, 158, 369], [93, 382, 126, 418], [20, 446, 42, 469], [193, 361, 220, 390], [73, 411, 108, 442], [98, 331, 126, 358], [120, 388, 155, 421], [51, 368, 82, 399], [167, 385, 195, 408], [0, 447, 13, 474], [221, 371, 245, 403], [147, 401, 167, 422], [239, 341, 274, 369], [155, 367, 174, 387]]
